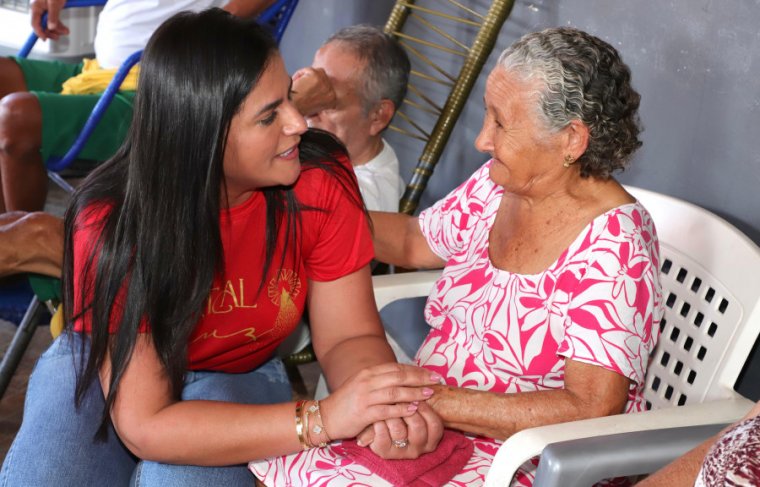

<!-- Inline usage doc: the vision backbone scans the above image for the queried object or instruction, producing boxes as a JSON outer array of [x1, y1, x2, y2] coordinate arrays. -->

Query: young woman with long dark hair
[[0, 9, 442, 486]]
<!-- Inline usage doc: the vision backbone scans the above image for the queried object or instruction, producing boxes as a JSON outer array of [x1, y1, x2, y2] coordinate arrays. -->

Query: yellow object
[[60, 58, 139, 95], [50, 304, 64, 338]]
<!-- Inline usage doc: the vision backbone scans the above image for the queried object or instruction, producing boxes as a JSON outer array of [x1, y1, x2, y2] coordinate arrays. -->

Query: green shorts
[[12, 56, 135, 163]]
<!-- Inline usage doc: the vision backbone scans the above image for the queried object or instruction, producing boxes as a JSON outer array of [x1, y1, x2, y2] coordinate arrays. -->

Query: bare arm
[[309, 265, 395, 388], [223, 0, 278, 18], [30, 0, 68, 41], [0, 212, 62, 278], [426, 359, 631, 440], [369, 211, 445, 269], [637, 400, 760, 486], [104, 265, 441, 465], [311, 265, 445, 459], [291, 67, 336, 117]]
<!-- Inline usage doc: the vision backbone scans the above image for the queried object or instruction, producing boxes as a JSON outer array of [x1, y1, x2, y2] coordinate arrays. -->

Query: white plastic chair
[[314, 186, 760, 484], [484, 185, 760, 486]]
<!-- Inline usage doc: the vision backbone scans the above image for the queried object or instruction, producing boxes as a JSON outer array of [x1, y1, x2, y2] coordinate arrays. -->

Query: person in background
[[637, 400, 760, 486], [252, 26, 662, 486], [0, 211, 62, 279], [0, 0, 276, 213], [0, 25, 406, 296], [294, 25, 409, 212], [0, 10, 442, 486]]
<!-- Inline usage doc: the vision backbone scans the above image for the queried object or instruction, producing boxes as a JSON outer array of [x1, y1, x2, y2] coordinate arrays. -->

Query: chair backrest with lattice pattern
[[626, 186, 760, 410]]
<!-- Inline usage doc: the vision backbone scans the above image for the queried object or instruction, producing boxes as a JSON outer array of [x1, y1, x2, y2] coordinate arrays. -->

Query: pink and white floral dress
[[251, 161, 663, 486]]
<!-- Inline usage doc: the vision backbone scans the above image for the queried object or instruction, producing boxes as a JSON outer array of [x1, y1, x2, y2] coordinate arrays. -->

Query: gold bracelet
[[306, 400, 331, 447], [302, 401, 314, 449], [295, 400, 309, 450]]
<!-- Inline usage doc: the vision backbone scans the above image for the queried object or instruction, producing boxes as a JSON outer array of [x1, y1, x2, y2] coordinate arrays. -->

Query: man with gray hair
[[293, 25, 410, 212]]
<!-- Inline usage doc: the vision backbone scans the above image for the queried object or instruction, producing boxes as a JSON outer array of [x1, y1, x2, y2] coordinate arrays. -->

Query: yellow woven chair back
[[384, 0, 515, 214]]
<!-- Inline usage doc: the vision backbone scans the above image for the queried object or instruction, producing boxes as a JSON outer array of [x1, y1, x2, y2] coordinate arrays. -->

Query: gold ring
[[392, 438, 409, 448]]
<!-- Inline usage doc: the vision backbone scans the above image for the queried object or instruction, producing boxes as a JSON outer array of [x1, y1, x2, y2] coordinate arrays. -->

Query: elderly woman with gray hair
[[251, 27, 662, 486]]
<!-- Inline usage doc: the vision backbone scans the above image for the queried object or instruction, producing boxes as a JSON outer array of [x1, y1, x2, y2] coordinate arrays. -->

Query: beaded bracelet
[[305, 400, 332, 448]]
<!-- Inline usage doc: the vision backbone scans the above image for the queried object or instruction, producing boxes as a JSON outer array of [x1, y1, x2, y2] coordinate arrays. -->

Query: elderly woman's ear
[[561, 119, 590, 166]]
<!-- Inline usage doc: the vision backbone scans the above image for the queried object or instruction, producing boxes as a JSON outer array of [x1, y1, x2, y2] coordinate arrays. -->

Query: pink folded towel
[[336, 430, 474, 487]]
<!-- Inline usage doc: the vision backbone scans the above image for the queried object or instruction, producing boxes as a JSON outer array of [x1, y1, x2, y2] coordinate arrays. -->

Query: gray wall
[[279, 0, 760, 399]]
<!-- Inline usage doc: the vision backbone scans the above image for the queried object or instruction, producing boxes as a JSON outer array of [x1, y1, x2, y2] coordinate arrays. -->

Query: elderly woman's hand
[[356, 401, 444, 459]]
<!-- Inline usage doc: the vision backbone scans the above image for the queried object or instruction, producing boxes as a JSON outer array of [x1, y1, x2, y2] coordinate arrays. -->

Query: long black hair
[[62, 8, 362, 439]]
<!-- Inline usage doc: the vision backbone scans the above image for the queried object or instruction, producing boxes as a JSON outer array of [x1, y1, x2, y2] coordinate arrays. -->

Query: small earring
[[563, 154, 575, 168]]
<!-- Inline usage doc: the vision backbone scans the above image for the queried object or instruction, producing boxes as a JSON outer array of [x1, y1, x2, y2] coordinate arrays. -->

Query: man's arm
[[291, 67, 336, 117], [30, 0, 69, 41], [0, 212, 63, 278], [223, 0, 279, 19]]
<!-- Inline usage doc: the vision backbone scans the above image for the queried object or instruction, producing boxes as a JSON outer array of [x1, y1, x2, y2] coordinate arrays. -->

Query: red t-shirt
[[71, 160, 373, 373]]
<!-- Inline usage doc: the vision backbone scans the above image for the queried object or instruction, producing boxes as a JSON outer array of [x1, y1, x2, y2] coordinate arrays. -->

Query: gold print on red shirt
[[194, 270, 302, 345], [268, 269, 302, 337], [191, 326, 271, 343], [205, 278, 258, 315]]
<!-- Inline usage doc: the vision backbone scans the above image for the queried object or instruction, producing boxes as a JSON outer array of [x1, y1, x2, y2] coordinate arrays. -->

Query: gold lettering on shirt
[[206, 278, 258, 315], [195, 270, 302, 344], [191, 326, 271, 344]]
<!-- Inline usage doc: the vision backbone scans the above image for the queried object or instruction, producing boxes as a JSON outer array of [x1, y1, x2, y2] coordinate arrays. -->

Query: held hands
[[30, 0, 69, 41], [357, 401, 444, 459], [319, 363, 442, 442], [291, 67, 336, 117]]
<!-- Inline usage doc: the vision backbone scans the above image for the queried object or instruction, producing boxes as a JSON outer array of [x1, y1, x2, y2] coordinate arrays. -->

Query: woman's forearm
[[427, 384, 627, 440], [108, 332, 433, 466], [319, 334, 396, 390], [369, 211, 443, 269], [114, 400, 302, 465], [370, 211, 417, 267]]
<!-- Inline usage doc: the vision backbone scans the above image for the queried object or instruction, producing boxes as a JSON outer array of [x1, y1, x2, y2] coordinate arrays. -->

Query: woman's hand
[[357, 401, 444, 459], [319, 363, 442, 441]]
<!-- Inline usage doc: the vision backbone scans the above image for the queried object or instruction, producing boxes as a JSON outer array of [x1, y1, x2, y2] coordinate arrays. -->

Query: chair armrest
[[372, 270, 441, 311], [483, 396, 754, 487], [532, 423, 728, 487]]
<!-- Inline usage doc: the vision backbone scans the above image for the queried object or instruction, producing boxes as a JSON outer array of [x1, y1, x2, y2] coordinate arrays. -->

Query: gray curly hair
[[498, 27, 642, 179], [325, 25, 410, 115]]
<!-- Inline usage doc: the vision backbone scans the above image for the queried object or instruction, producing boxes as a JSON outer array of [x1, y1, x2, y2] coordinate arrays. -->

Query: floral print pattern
[[696, 415, 760, 487], [251, 161, 662, 486]]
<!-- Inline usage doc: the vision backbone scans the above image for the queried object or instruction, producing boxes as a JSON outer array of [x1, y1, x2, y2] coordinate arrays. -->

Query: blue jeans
[[0, 333, 292, 486]]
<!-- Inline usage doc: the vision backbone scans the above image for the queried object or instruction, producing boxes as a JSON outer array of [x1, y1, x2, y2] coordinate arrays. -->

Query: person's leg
[[0, 211, 63, 278], [132, 358, 292, 487], [0, 57, 27, 99], [0, 57, 83, 212], [0, 333, 137, 486], [0, 93, 46, 212]]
